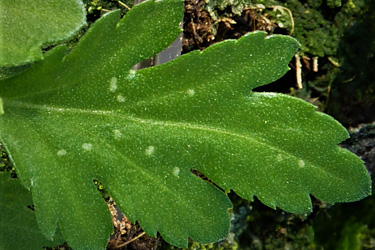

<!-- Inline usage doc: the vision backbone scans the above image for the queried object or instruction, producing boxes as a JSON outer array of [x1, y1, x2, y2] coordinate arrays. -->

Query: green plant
[[0, 0, 371, 249], [0, 173, 65, 250], [0, 0, 86, 67]]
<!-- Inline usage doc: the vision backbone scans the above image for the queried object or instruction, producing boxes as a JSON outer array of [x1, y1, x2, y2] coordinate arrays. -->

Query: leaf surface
[[0, 0, 86, 67], [0, 173, 64, 250], [0, 0, 371, 249]]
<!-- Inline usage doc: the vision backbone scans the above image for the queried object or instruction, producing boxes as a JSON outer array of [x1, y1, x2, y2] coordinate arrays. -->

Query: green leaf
[[0, 0, 371, 249], [0, 0, 86, 67], [0, 173, 64, 250]]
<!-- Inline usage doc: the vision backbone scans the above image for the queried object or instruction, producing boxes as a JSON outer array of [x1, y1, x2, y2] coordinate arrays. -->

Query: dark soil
[[183, 0, 278, 52]]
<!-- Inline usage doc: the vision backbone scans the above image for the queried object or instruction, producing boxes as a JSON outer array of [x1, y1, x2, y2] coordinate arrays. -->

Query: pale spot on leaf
[[117, 95, 126, 102], [109, 76, 117, 92], [172, 167, 180, 177], [127, 70, 136, 80], [186, 89, 195, 97], [262, 92, 278, 98], [298, 159, 305, 167], [145, 145, 155, 156], [57, 149, 67, 156], [82, 143, 93, 151], [113, 129, 122, 139]]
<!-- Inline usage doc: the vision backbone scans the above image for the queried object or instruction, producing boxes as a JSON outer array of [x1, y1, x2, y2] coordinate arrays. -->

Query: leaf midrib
[[4, 99, 302, 162], [5, 99, 345, 189], [2, 98, 345, 210]]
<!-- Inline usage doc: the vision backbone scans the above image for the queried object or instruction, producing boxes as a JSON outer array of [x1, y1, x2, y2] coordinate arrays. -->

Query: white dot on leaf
[[57, 149, 67, 156], [172, 167, 180, 177], [109, 76, 117, 92], [127, 70, 136, 80], [298, 159, 305, 167], [145, 146, 155, 156], [262, 92, 277, 98], [113, 129, 122, 139], [82, 143, 93, 151], [117, 95, 126, 102], [186, 89, 195, 97]]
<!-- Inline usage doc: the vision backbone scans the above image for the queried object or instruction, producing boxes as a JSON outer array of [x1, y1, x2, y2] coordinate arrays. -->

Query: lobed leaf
[[0, 0, 371, 249], [0, 0, 86, 67], [0, 173, 64, 249]]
